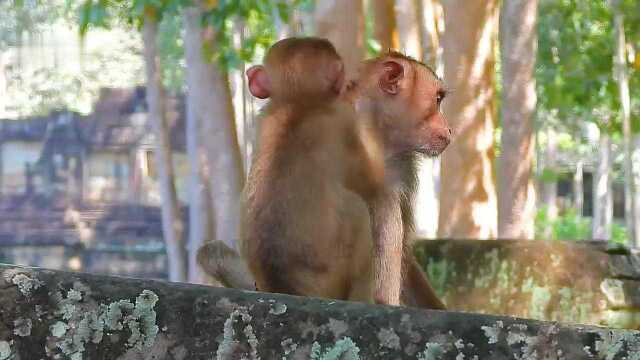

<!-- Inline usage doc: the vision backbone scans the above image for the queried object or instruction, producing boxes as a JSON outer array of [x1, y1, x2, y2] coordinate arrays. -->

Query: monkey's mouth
[[417, 147, 446, 158]]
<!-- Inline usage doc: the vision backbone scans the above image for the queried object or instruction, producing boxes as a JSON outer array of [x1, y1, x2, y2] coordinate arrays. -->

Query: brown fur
[[196, 241, 255, 290], [351, 51, 449, 308], [198, 48, 448, 309], [239, 37, 384, 302]]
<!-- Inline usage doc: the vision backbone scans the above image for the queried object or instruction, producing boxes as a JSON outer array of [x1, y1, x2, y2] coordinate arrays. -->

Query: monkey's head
[[246, 37, 345, 103], [353, 52, 451, 158]]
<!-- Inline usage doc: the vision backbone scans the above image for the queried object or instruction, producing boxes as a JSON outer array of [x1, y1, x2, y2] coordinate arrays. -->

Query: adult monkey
[[198, 50, 450, 309]]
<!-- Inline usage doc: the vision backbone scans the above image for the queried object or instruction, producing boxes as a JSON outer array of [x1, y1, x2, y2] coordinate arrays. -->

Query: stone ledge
[[413, 239, 640, 328], [0, 263, 639, 359]]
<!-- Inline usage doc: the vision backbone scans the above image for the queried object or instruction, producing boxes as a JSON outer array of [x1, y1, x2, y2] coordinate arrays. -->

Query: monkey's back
[[240, 101, 371, 299]]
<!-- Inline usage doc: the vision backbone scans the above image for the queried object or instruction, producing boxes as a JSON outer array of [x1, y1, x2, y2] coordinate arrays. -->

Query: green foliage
[[538, 168, 562, 184], [534, 206, 629, 244], [537, 0, 640, 135], [537, 0, 614, 131], [363, 3, 380, 58], [535, 207, 589, 241], [157, 12, 184, 93], [202, 0, 313, 69], [0, 0, 67, 49], [2, 2, 144, 117], [611, 222, 629, 245], [73, 0, 313, 70]]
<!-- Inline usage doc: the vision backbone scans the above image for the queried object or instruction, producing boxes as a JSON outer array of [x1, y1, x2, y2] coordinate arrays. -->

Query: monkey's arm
[[196, 241, 256, 290], [370, 194, 404, 305], [344, 121, 385, 199]]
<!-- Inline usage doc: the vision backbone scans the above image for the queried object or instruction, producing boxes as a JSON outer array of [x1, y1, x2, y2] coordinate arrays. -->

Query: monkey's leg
[[400, 252, 446, 310], [340, 191, 375, 304]]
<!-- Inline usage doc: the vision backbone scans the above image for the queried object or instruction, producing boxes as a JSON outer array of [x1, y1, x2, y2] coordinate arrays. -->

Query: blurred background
[[0, 0, 638, 291]]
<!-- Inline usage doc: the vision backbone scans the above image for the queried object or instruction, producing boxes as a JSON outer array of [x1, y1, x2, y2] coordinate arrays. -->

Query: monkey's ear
[[380, 60, 404, 95], [246, 65, 271, 99]]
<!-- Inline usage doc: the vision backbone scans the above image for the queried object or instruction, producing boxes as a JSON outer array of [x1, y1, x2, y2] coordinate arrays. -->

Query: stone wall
[[1, 263, 639, 359], [414, 239, 640, 329]]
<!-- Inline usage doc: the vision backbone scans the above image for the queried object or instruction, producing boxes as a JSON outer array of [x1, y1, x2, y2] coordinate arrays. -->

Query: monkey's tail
[[196, 241, 257, 290]]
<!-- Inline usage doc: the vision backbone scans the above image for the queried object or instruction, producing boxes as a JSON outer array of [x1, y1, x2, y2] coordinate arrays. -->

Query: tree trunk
[[394, 0, 423, 59], [371, 0, 399, 51], [497, 0, 537, 240], [314, 0, 365, 78], [0, 53, 6, 117], [194, 10, 244, 252], [230, 22, 252, 174], [574, 160, 584, 216], [420, 0, 441, 68], [438, 0, 499, 239], [634, 138, 640, 246], [612, 0, 638, 246], [592, 132, 613, 241], [183, 7, 216, 284], [541, 128, 558, 239], [142, 13, 187, 282]]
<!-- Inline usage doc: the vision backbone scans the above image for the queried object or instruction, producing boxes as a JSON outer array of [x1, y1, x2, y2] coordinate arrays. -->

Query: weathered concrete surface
[[1, 263, 639, 359], [414, 239, 640, 329]]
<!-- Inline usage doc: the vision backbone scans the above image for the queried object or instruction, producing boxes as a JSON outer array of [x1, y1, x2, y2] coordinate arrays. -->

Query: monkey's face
[[359, 56, 452, 158]]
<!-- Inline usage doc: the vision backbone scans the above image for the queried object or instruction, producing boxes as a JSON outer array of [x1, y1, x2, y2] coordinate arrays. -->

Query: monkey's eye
[[436, 89, 447, 106]]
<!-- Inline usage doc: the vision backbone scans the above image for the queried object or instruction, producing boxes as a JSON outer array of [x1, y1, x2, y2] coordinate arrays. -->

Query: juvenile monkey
[[198, 50, 449, 309], [239, 37, 384, 302], [349, 52, 450, 308]]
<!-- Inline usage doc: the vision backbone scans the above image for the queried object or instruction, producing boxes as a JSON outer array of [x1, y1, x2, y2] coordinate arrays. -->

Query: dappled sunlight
[[471, 198, 498, 239], [1, 3, 640, 346], [414, 158, 440, 238]]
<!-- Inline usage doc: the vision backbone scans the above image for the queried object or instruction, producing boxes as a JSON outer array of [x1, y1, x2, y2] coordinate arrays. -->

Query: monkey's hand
[[196, 241, 257, 291]]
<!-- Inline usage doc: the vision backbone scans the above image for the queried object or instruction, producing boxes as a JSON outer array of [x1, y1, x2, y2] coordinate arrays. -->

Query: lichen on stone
[[13, 317, 32, 337], [216, 312, 240, 359], [57, 303, 77, 320], [595, 329, 640, 360], [481, 320, 503, 344], [215, 307, 259, 360], [50, 321, 69, 337], [310, 337, 360, 360], [4, 271, 44, 297], [417, 342, 445, 360], [377, 327, 400, 350], [48, 288, 160, 359], [327, 319, 348, 339], [281, 338, 298, 358], [454, 339, 464, 351], [505, 330, 527, 347], [504, 324, 541, 360], [126, 290, 160, 350], [67, 289, 83, 302], [34, 304, 45, 319], [243, 324, 259, 359], [269, 302, 287, 315], [0, 341, 12, 360]]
